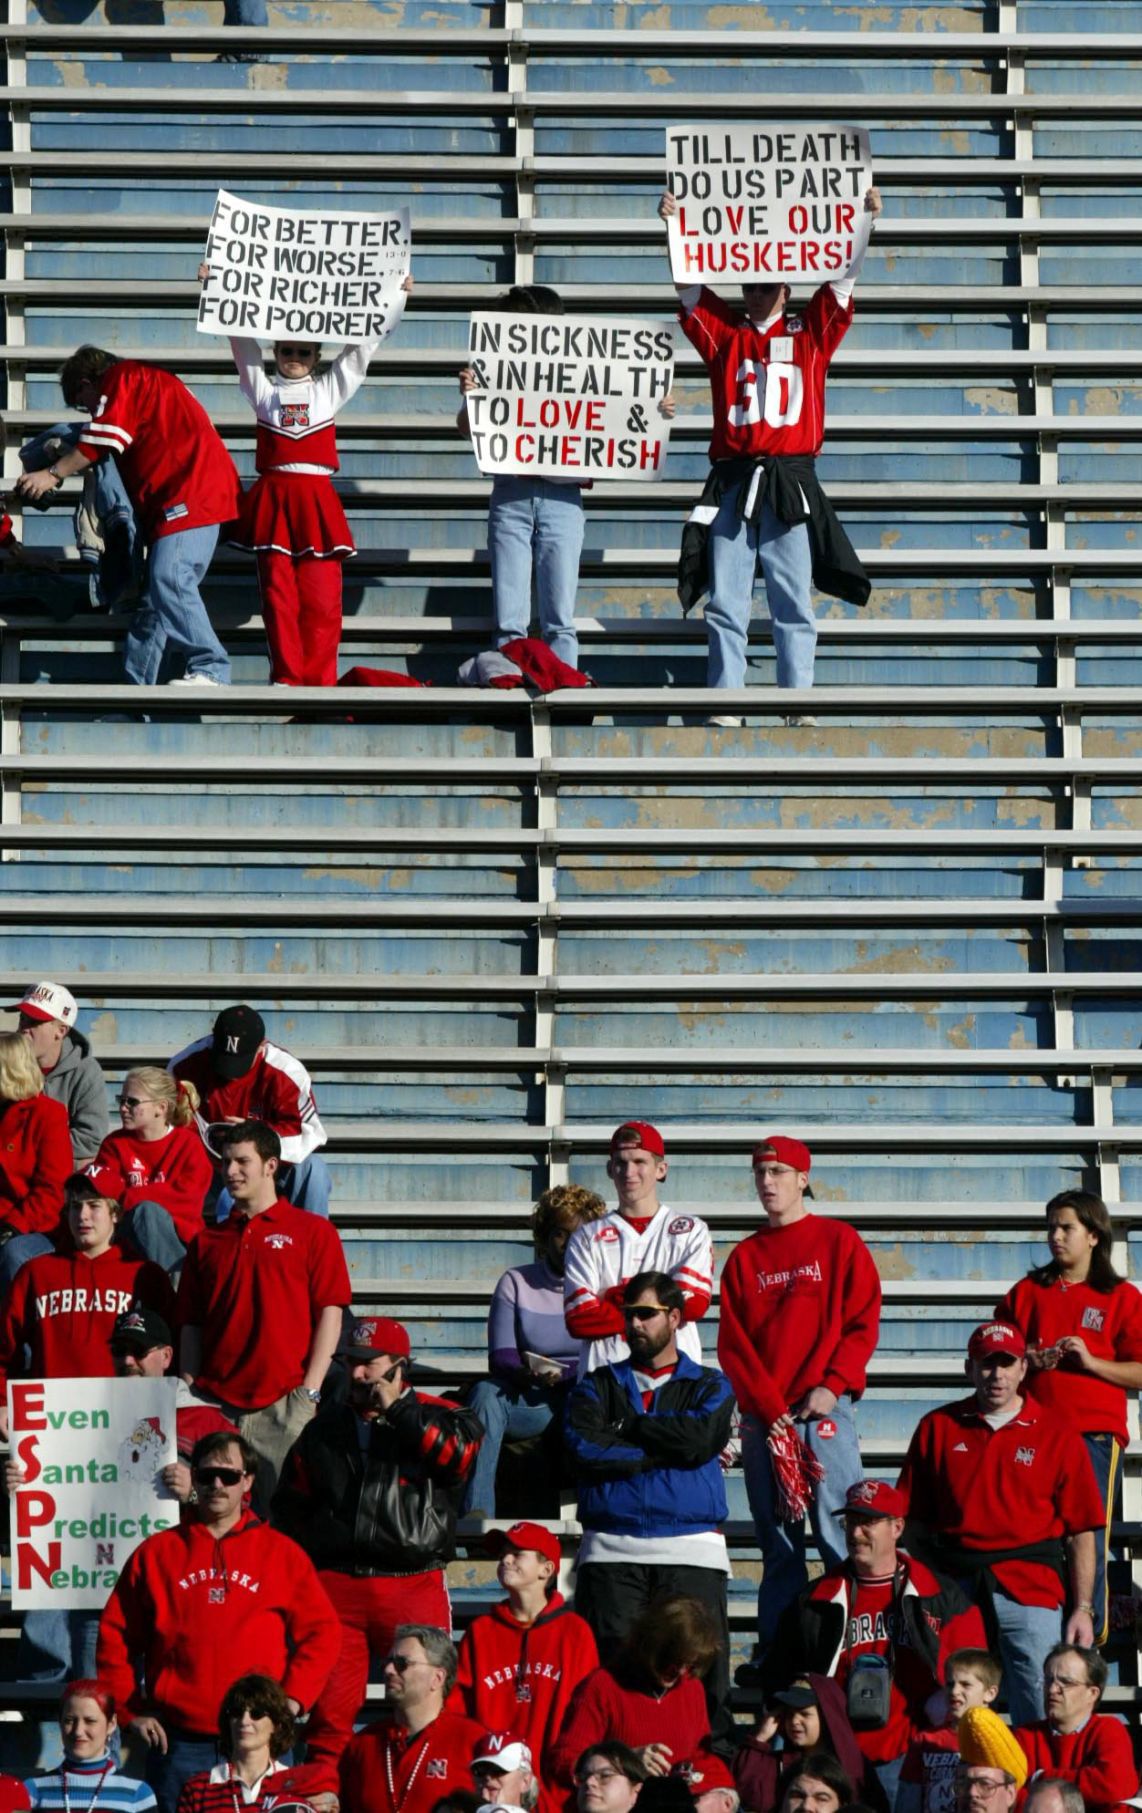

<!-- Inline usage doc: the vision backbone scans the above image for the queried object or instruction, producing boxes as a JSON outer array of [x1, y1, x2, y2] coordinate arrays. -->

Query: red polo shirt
[[898, 1395, 1103, 1607], [176, 1197, 351, 1411]]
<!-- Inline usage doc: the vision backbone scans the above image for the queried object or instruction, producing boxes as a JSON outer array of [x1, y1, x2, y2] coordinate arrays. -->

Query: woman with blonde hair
[[0, 1028, 74, 1286], [87, 1067, 213, 1271], [463, 1182, 607, 1516]]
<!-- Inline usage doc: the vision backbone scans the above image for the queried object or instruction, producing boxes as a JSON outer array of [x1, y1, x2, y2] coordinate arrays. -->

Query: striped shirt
[[26, 1758, 157, 1813]]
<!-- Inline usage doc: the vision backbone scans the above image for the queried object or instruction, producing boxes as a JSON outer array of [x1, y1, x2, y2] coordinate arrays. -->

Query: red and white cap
[[340, 1317, 411, 1361], [11, 981, 77, 1027], [968, 1321, 1026, 1361], [485, 1521, 561, 1569], [472, 1736, 533, 1773], [610, 1120, 665, 1157], [843, 1478, 907, 1519]]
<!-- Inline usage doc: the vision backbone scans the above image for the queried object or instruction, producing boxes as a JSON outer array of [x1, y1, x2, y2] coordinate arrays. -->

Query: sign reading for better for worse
[[466, 313, 675, 480], [665, 124, 872, 288], [12, 1376, 178, 1610], [198, 190, 411, 344]]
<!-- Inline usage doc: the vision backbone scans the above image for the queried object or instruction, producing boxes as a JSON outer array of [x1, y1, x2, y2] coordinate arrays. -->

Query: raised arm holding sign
[[660, 129, 878, 721]]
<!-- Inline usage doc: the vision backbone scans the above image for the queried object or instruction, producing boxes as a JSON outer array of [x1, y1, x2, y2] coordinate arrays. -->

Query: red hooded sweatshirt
[[0, 1096, 73, 1236], [87, 1125, 214, 1242], [1014, 1715, 1139, 1813], [548, 1663, 710, 1789], [96, 1509, 339, 1736], [450, 1594, 599, 1813], [0, 1246, 175, 1403]]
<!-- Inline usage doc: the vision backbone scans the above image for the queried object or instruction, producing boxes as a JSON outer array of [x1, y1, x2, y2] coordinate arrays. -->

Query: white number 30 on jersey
[[728, 359, 805, 429]]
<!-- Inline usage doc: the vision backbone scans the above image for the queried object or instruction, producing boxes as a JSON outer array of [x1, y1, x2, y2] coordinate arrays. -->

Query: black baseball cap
[[211, 1004, 265, 1079], [110, 1307, 174, 1354]]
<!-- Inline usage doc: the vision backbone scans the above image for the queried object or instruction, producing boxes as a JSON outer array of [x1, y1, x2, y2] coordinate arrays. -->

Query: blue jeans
[[742, 1394, 863, 1650], [1083, 1430, 1120, 1645], [147, 1735, 220, 1813], [990, 1593, 1061, 1725], [463, 1376, 562, 1514], [874, 1755, 906, 1813], [706, 486, 816, 689], [17, 1608, 100, 1681], [124, 524, 230, 686], [488, 477, 585, 669], [121, 1200, 187, 1271], [0, 1231, 53, 1289], [216, 1153, 331, 1221]]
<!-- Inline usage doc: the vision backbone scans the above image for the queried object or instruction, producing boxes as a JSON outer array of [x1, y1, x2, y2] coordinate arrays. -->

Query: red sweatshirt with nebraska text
[[717, 1213, 882, 1426], [0, 1246, 175, 1404], [96, 1510, 339, 1735], [87, 1126, 214, 1242]]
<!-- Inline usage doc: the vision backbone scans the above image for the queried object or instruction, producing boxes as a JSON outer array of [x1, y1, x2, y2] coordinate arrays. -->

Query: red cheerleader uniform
[[229, 303, 404, 686]]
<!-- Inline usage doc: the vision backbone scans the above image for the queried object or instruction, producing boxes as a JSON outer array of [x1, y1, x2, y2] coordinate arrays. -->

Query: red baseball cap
[[752, 1134, 812, 1175], [674, 1752, 737, 1797], [340, 1317, 411, 1361], [485, 1521, 561, 1570], [968, 1321, 1026, 1362], [610, 1121, 665, 1158], [843, 1478, 907, 1519]]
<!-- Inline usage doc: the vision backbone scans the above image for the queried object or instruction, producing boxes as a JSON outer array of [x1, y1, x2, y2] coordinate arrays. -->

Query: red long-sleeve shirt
[[96, 1510, 339, 1736], [548, 1666, 710, 1788], [717, 1213, 881, 1426], [0, 1247, 175, 1404], [450, 1595, 599, 1813], [0, 1096, 73, 1236], [87, 1127, 214, 1242], [1014, 1715, 1139, 1813], [996, 1275, 1142, 1448]]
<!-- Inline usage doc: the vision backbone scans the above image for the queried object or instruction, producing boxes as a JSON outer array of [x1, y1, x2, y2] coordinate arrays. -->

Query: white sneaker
[[783, 712, 818, 727], [707, 714, 743, 729], [168, 673, 225, 688]]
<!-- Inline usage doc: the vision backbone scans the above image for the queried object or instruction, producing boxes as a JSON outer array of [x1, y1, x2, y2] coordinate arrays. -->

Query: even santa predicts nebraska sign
[[665, 124, 872, 286], [11, 1377, 178, 1609], [466, 312, 675, 480]]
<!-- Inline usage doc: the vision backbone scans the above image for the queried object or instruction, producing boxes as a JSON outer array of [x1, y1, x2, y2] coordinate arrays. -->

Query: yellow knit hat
[[958, 1707, 1029, 1787]]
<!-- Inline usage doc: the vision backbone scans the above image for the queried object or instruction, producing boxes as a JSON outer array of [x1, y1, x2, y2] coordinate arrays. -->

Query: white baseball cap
[[12, 981, 78, 1027], [472, 1740, 533, 1774]]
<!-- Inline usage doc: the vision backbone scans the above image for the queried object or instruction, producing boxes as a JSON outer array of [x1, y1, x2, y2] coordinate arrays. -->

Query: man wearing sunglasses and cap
[[563, 1122, 714, 1379], [718, 1136, 881, 1671], [273, 1316, 483, 1771], [564, 1270, 735, 1734]]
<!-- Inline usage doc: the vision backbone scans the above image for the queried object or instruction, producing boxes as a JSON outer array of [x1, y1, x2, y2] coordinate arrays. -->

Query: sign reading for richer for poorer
[[465, 313, 675, 481], [11, 1377, 178, 1610], [197, 190, 411, 344], [665, 125, 873, 289]]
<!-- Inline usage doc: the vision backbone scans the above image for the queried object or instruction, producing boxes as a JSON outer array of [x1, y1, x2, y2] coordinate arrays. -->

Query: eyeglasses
[[622, 1305, 668, 1323], [959, 1779, 1010, 1799], [1044, 1675, 1089, 1690], [194, 1466, 244, 1486], [117, 1095, 151, 1108], [575, 1770, 621, 1787], [471, 1766, 509, 1780]]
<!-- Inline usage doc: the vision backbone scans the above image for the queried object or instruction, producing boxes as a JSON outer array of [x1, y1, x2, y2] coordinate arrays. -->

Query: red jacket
[[718, 1212, 881, 1426], [77, 361, 242, 542], [450, 1595, 599, 1813], [87, 1126, 214, 1242], [548, 1664, 710, 1788], [0, 1247, 175, 1404], [96, 1509, 339, 1736], [339, 1711, 486, 1813], [170, 1039, 326, 1167], [0, 1096, 73, 1236], [1014, 1716, 1139, 1813]]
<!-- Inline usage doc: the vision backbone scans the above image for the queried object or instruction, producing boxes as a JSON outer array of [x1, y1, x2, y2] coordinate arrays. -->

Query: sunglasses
[[622, 1305, 668, 1322], [194, 1466, 245, 1486], [382, 1654, 423, 1673], [118, 1095, 151, 1108]]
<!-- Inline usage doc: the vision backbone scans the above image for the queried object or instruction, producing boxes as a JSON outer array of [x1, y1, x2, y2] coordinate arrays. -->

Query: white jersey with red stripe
[[563, 1202, 715, 1378], [678, 280, 853, 461]]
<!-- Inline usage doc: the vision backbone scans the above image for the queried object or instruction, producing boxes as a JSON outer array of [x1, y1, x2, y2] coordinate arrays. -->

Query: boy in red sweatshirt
[[899, 1649, 1002, 1813], [1014, 1642, 1138, 1813], [451, 1522, 598, 1813], [717, 1135, 881, 1659]]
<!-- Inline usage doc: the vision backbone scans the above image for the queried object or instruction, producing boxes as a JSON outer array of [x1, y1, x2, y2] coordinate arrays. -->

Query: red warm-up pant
[[303, 1567, 451, 1766], [256, 550, 343, 686]]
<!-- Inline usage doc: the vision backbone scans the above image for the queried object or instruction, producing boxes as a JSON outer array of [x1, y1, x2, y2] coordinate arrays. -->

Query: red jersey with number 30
[[679, 282, 853, 461]]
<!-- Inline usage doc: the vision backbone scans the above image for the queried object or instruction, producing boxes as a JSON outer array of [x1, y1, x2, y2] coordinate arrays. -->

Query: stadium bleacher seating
[[1, 0, 1141, 1728]]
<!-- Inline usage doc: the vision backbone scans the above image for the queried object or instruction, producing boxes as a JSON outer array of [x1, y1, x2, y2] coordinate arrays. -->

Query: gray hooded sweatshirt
[[42, 1027, 110, 1164]]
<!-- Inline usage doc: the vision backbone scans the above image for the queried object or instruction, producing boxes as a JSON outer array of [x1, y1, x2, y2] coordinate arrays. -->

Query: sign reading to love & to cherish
[[11, 1377, 178, 1609], [665, 125, 872, 287], [198, 190, 410, 344], [466, 313, 675, 480]]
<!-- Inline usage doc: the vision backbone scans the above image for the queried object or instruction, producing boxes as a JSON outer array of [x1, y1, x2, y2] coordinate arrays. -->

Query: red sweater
[[996, 1275, 1142, 1448], [718, 1213, 881, 1425], [450, 1595, 599, 1813], [96, 1510, 339, 1736], [339, 1712, 486, 1813], [0, 1096, 73, 1236], [548, 1666, 710, 1788], [1014, 1715, 1139, 1813], [87, 1126, 214, 1242], [0, 1247, 175, 1404]]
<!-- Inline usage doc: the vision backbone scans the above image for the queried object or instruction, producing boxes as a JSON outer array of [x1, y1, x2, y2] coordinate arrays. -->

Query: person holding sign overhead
[[199, 262, 414, 688], [658, 172, 879, 724]]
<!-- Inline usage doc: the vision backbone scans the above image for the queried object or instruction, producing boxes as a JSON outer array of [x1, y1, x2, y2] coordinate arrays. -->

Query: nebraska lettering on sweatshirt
[[0, 1247, 175, 1405]]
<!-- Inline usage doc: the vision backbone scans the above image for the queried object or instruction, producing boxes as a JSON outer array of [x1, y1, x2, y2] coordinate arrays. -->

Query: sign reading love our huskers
[[11, 1377, 178, 1609], [665, 124, 873, 288], [465, 312, 675, 481]]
